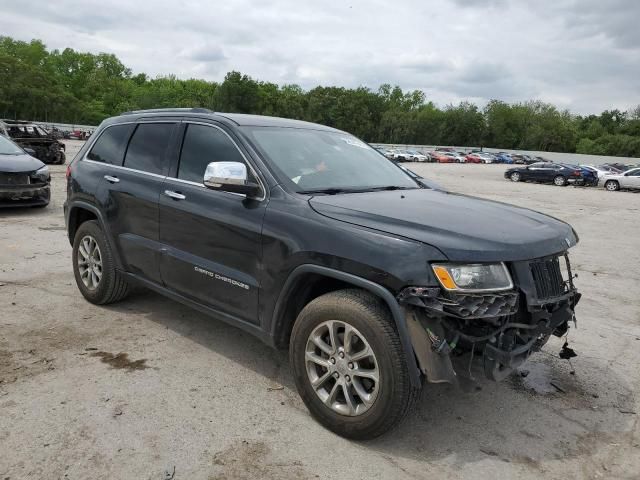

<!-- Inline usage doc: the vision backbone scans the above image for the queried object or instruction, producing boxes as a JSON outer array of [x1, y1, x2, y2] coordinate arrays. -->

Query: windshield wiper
[[366, 185, 414, 191], [298, 185, 416, 195], [297, 187, 353, 195]]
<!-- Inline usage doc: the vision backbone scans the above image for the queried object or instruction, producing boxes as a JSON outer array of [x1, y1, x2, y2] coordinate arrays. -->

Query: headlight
[[33, 165, 50, 182], [431, 263, 513, 292]]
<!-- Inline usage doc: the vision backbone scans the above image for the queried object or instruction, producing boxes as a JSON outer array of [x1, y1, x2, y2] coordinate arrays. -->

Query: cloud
[[182, 45, 227, 63], [0, 0, 638, 114]]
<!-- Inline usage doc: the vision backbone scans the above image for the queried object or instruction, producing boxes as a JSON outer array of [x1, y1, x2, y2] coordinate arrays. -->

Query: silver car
[[602, 167, 640, 191]]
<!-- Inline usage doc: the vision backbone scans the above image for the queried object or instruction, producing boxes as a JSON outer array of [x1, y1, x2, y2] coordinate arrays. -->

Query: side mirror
[[23, 147, 36, 156], [203, 161, 261, 197]]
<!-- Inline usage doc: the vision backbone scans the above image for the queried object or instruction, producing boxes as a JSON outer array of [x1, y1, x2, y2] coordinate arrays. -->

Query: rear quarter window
[[87, 124, 135, 166]]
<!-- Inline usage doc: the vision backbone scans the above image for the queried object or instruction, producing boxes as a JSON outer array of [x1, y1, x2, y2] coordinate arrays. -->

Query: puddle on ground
[[90, 351, 148, 371], [517, 361, 558, 394]]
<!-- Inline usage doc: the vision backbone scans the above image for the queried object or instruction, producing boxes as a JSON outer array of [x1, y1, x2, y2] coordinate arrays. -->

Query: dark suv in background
[[65, 108, 581, 439]]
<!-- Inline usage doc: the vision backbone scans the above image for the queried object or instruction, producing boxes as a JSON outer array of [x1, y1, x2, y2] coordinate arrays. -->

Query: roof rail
[[120, 107, 215, 116]]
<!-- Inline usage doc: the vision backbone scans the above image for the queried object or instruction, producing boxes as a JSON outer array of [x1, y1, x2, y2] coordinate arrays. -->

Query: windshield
[[0, 135, 24, 155], [242, 127, 420, 192]]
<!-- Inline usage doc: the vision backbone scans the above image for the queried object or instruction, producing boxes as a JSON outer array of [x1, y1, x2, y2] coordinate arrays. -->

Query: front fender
[[272, 264, 422, 388]]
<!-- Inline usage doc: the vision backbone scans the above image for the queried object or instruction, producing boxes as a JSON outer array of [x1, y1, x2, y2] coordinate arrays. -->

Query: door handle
[[164, 190, 186, 200], [104, 175, 120, 183]]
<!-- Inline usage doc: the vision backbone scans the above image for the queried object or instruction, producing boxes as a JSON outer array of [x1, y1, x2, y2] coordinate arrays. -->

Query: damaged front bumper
[[0, 184, 50, 207], [399, 253, 580, 385]]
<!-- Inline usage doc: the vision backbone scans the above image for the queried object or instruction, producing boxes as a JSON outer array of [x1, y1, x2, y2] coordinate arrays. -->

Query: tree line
[[1, 36, 639, 157]]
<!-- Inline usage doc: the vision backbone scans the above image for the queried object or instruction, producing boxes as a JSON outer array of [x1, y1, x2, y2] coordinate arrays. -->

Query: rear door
[[158, 121, 267, 325], [95, 121, 178, 284]]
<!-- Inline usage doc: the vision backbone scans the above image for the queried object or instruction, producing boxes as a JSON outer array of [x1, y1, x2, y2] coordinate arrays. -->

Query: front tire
[[72, 220, 130, 304], [290, 289, 420, 439], [510, 172, 521, 182], [605, 180, 620, 191]]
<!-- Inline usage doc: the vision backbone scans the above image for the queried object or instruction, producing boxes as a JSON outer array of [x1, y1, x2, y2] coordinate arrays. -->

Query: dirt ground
[[1, 141, 639, 480]]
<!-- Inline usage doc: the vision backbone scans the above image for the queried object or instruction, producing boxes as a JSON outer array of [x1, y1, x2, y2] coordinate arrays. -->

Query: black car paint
[[0, 151, 50, 207], [504, 163, 591, 185], [65, 111, 580, 387]]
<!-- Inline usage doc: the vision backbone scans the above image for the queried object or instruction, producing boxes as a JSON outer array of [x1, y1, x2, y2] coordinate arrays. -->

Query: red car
[[465, 153, 484, 164], [431, 152, 456, 163]]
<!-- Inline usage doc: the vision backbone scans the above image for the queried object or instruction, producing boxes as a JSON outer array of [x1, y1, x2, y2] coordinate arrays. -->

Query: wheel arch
[[66, 201, 123, 269], [270, 264, 422, 387]]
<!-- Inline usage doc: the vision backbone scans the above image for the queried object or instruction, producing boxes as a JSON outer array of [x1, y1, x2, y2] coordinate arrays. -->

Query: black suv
[[65, 109, 581, 439]]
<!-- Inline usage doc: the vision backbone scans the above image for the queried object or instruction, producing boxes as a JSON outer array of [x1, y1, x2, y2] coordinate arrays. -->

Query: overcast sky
[[1, 0, 639, 114]]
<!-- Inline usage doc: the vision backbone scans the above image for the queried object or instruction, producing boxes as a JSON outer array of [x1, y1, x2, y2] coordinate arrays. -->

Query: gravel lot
[[1, 141, 639, 480]]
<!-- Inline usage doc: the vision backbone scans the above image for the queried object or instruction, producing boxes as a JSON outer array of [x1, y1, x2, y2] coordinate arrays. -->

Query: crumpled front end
[[400, 253, 580, 385], [13, 138, 65, 164]]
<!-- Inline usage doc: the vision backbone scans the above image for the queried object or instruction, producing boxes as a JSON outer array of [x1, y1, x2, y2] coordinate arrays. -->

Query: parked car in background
[[493, 152, 514, 164], [466, 152, 495, 164], [574, 165, 599, 186], [374, 147, 395, 160], [387, 150, 411, 162], [511, 154, 537, 165], [603, 162, 633, 172], [430, 151, 456, 163], [580, 164, 622, 181], [505, 162, 591, 186], [601, 167, 640, 191], [465, 153, 484, 163], [0, 119, 66, 164], [0, 134, 50, 207], [404, 150, 430, 162], [443, 152, 466, 163]]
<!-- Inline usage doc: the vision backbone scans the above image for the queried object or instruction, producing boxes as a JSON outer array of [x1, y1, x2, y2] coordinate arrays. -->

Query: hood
[[0, 153, 45, 173], [13, 137, 58, 146], [309, 189, 577, 262]]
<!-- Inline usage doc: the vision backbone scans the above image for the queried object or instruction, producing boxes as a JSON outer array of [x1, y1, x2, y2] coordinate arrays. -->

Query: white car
[[601, 167, 640, 191], [579, 164, 622, 180], [404, 150, 430, 162]]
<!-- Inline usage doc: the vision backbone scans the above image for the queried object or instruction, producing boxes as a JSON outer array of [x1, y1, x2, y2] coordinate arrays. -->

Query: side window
[[177, 124, 248, 183], [123, 123, 175, 175], [86, 124, 135, 166]]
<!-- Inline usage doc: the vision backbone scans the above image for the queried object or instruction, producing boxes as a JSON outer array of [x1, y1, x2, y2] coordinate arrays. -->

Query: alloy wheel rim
[[606, 182, 617, 191], [305, 320, 379, 417], [554, 176, 564, 186], [511, 173, 520, 181], [77, 235, 103, 291]]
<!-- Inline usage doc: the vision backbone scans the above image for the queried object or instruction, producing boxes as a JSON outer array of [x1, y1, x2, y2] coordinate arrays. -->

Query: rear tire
[[290, 289, 420, 439], [72, 220, 130, 304], [553, 175, 567, 186]]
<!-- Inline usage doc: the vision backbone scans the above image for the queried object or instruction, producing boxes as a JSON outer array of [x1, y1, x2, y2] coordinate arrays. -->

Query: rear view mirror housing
[[203, 161, 261, 197]]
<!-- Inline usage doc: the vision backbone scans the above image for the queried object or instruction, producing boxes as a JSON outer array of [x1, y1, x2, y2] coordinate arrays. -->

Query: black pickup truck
[[65, 108, 580, 439]]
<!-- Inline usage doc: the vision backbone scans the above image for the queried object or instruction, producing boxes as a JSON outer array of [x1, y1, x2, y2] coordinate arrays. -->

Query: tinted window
[[87, 124, 135, 165], [178, 124, 246, 183], [123, 123, 175, 175]]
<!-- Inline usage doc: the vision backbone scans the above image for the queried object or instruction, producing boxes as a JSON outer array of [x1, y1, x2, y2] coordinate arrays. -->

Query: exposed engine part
[[400, 253, 581, 385]]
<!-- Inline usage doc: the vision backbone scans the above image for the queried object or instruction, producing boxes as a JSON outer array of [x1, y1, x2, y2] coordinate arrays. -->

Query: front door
[[158, 122, 267, 325], [622, 169, 640, 189]]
